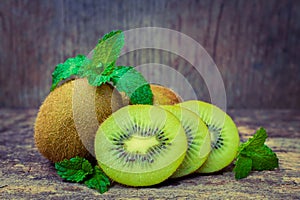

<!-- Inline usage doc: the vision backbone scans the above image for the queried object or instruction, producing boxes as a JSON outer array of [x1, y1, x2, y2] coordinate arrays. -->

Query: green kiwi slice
[[160, 105, 211, 178], [177, 100, 240, 173], [94, 105, 187, 186]]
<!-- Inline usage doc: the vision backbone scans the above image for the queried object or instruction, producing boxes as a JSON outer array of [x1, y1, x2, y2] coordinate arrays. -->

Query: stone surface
[[0, 109, 299, 199]]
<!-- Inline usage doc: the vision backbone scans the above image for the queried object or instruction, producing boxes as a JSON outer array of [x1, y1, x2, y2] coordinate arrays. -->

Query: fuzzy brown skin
[[150, 84, 182, 105], [121, 84, 182, 106], [34, 79, 123, 163]]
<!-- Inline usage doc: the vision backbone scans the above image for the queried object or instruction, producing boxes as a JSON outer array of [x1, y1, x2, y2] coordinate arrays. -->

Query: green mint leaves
[[51, 54, 87, 91], [55, 157, 110, 194], [234, 128, 279, 180], [55, 156, 93, 182], [111, 66, 153, 104], [233, 156, 253, 180], [79, 30, 124, 86], [51, 30, 153, 105], [95, 30, 124, 67], [84, 166, 111, 194]]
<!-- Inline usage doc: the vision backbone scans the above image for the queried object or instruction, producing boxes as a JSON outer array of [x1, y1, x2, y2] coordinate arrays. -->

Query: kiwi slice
[[177, 100, 240, 173], [94, 105, 187, 186], [34, 78, 123, 162], [160, 105, 211, 178]]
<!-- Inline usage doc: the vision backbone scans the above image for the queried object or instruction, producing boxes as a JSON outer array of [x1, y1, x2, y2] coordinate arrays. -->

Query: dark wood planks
[[0, 0, 299, 108]]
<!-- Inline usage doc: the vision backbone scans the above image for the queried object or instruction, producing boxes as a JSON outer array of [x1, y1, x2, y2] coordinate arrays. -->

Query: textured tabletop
[[0, 109, 299, 199]]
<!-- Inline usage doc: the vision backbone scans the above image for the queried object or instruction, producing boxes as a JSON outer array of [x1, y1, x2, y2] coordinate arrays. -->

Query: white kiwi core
[[124, 135, 159, 154]]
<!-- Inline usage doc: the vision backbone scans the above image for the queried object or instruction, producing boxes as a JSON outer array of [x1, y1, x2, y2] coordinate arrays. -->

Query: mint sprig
[[55, 156, 93, 182], [55, 156, 110, 194], [234, 128, 279, 180], [51, 55, 87, 91], [51, 30, 153, 105], [79, 30, 124, 85]]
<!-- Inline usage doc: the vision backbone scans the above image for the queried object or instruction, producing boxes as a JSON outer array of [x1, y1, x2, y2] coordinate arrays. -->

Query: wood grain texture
[[0, 109, 299, 199], [0, 0, 299, 108]]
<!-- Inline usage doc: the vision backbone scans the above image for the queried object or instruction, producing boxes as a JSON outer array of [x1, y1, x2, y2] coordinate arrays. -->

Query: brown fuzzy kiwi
[[120, 92, 131, 105], [34, 78, 123, 162], [121, 84, 182, 106], [151, 84, 182, 105]]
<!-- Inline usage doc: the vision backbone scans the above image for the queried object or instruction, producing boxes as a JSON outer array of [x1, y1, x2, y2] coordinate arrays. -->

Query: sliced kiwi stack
[[93, 99, 239, 186], [177, 100, 240, 173], [34, 78, 123, 162], [160, 105, 211, 178], [94, 105, 188, 186]]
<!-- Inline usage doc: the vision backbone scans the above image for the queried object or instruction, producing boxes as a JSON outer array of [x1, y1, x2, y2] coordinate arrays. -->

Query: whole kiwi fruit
[[121, 84, 182, 105], [151, 84, 182, 105], [34, 78, 123, 163]]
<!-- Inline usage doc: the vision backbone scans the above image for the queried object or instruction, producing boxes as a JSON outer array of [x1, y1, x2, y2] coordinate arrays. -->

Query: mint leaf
[[79, 30, 124, 86], [234, 155, 252, 180], [98, 30, 122, 44], [234, 128, 279, 180], [81, 62, 115, 86], [55, 156, 93, 182], [238, 128, 267, 152], [51, 55, 87, 91], [55, 157, 111, 194], [84, 166, 111, 194], [111, 66, 153, 104], [245, 145, 279, 171], [94, 30, 124, 66], [130, 84, 153, 105]]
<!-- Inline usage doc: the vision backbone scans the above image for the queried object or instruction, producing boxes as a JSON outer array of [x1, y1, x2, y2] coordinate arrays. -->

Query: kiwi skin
[[151, 84, 182, 105], [121, 84, 182, 105], [34, 78, 123, 163]]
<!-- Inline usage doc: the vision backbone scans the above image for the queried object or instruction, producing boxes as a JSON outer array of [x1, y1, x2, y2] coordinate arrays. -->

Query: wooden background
[[0, 0, 299, 109]]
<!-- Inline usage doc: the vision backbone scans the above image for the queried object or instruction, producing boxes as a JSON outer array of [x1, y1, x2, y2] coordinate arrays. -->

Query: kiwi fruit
[[177, 100, 240, 173], [34, 78, 123, 162], [94, 105, 187, 186], [160, 105, 211, 178], [151, 84, 182, 105], [121, 84, 182, 106], [120, 91, 130, 105]]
